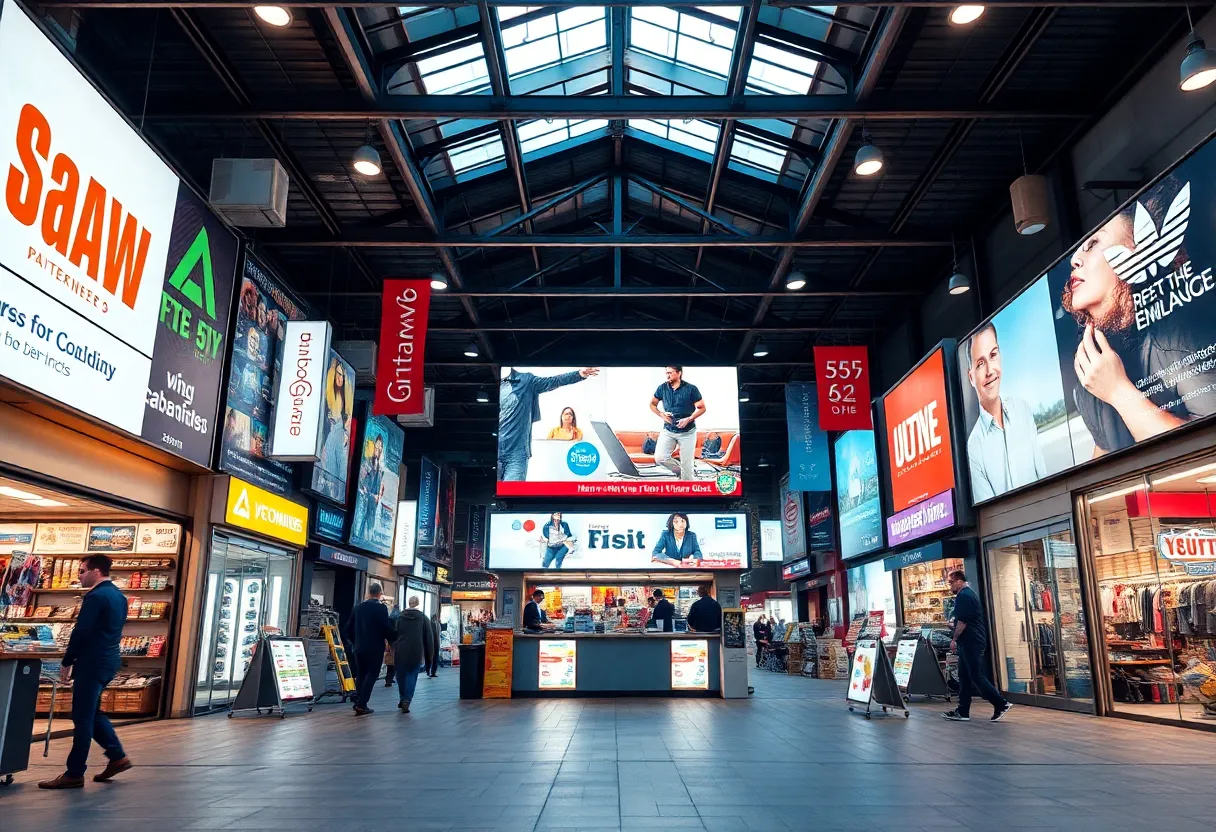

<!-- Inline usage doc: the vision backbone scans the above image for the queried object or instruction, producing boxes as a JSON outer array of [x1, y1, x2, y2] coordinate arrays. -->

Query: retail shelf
[[1110, 659, 1172, 666], [34, 587, 174, 593], [109, 565, 175, 572]]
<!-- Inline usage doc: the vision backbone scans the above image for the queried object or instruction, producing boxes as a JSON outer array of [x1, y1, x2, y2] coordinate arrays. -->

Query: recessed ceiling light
[[1152, 462, 1216, 486], [26, 498, 67, 508], [949, 5, 985, 26], [0, 486, 39, 500], [254, 6, 293, 27]]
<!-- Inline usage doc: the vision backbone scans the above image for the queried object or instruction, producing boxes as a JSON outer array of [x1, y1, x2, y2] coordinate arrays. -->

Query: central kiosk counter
[[512, 631, 721, 696]]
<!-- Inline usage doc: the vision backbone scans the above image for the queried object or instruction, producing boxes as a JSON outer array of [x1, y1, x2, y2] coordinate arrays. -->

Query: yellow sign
[[482, 628, 514, 699], [436, 565, 450, 584], [224, 477, 308, 546]]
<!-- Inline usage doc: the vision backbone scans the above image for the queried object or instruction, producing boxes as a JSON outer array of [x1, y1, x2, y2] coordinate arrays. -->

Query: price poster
[[892, 638, 918, 689], [483, 628, 514, 698], [268, 639, 315, 702], [670, 639, 709, 690], [538, 640, 577, 689], [814, 346, 872, 430], [848, 639, 879, 703]]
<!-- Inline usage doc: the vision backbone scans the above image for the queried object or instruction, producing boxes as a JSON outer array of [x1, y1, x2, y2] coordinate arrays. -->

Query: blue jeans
[[499, 450, 528, 482], [543, 544, 568, 568], [397, 663, 425, 704], [66, 670, 125, 777]]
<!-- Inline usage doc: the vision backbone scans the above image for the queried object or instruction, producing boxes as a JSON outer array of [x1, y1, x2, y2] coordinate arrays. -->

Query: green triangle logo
[[167, 227, 216, 319]]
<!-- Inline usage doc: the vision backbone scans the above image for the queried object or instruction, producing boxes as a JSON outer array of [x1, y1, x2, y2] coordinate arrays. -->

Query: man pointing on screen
[[499, 368, 599, 481]]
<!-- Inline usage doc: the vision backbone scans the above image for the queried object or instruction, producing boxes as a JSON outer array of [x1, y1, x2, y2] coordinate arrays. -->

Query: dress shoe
[[93, 756, 133, 782], [399, 701, 410, 713], [39, 774, 84, 790], [354, 706, 374, 715]]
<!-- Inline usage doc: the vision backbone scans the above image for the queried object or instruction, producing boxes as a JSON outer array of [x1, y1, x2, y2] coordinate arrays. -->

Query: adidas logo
[[233, 489, 251, 520], [1107, 182, 1190, 285]]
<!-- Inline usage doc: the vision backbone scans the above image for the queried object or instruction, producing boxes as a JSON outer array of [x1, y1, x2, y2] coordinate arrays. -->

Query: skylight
[[416, 42, 489, 95], [447, 133, 505, 175], [501, 7, 607, 79], [746, 42, 820, 95], [630, 118, 720, 156], [630, 7, 735, 76], [518, 118, 609, 153]]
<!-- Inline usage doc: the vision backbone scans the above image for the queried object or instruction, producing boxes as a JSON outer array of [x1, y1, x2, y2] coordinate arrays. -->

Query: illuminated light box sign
[[1159, 530, 1216, 561], [494, 366, 742, 498], [670, 639, 709, 690], [538, 640, 576, 689], [487, 511, 747, 570], [835, 430, 883, 559], [885, 489, 956, 547]]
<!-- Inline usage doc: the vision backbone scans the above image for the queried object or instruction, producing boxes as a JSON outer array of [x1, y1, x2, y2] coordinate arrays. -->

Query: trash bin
[[458, 644, 486, 699]]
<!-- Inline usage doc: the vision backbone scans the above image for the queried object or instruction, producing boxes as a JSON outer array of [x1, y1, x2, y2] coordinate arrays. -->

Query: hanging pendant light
[[948, 236, 971, 295], [353, 144, 381, 177], [1010, 132, 1049, 235], [854, 129, 884, 177], [949, 6, 985, 26], [784, 271, 807, 291], [1181, 5, 1216, 91], [254, 6, 292, 27], [752, 340, 770, 358], [430, 273, 449, 291]]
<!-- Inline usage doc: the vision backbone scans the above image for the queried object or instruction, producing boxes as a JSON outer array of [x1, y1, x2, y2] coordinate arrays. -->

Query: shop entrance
[[985, 522, 1093, 711]]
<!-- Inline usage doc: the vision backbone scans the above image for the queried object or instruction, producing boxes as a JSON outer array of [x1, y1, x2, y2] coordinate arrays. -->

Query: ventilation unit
[[334, 340, 377, 386], [395, 387, 436, 428], [209, 158, 289, 227]]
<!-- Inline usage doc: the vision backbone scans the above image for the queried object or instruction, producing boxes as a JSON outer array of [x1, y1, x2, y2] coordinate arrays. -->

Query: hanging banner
[[270, 320, 332, 461], [417, 456, 440, 548], [348, 409, 404, 558], [372, 278, 431, 416], [465, 504, 487, 571], [392, 500, 418, 567], [434, 464, 457, 566], [813, 346, 872, 431], [806, 491, 837, 557], [760, 519, 783, 562], [784, 382, 831, 491], [778, 474, 806, 562]]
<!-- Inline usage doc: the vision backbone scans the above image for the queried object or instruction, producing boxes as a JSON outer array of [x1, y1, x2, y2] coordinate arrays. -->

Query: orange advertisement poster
[[882, 349, 956, 510], [482, 628, 514, 698]]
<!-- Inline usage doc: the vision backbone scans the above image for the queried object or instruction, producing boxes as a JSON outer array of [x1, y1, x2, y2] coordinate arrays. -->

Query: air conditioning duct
[[209, 158, 289, 227], [395, 387, 436, 428]]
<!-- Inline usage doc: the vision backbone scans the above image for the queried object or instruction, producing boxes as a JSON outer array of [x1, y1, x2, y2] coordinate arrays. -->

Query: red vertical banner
[[813, 346, 872, 430], [373, 279, 431, 416]]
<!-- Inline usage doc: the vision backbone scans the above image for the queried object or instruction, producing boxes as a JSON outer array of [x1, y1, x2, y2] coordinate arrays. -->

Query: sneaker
[[93, 756, 133, 782], [992, 702, 1013, 722], [942, 710, 970, 721], [399, 700, 410, 713]]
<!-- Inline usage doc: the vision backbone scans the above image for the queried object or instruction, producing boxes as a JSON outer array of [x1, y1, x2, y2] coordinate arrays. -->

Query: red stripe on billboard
[[373, 278, 431, 416], [496, 480, 743, 497]]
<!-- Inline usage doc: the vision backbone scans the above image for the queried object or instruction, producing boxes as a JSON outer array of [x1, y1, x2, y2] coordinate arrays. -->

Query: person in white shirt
[[965, 323, 1047, 501]]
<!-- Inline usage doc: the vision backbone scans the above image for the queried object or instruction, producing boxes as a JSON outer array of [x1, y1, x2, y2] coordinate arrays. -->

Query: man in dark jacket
[[943, 570, 1012, 723], [651, 588, 676, 633], [686, 585, 722, 633], [40, 555, 131, 789], [753, 615, 772, 667], [498, 367, 598, 481], [345, 583, 395, 715], [392, 597, 435, 712]]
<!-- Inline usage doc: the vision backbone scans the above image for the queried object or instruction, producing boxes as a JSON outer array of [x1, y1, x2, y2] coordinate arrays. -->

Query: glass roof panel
[[731, 134, 787, 174], [630, 119, 720, 156], [448, 133, 505, 174]]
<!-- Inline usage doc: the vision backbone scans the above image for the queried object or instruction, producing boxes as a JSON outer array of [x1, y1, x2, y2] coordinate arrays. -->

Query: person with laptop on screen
[[499, 368, 599, 481], [650, 366, 707, 481]]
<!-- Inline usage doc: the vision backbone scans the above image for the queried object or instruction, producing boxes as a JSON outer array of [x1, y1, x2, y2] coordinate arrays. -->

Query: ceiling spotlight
[[352, 144, 382, 176], [254, 6, 292, 27], [27, 498, 67, 508], [430, 273, 449, 291], [1181, 29, 1216, 91], [948, 270, 972, 295], [492, 431, 498, 437], [738, 388, 750, 403], [476, 389, 491, 403], [0, 486, 39, 500], [854, 130, 884, 177], [949, 5, 985, 26], [785, 271, 807, 291], [752, 340, 770, 358], [757, 454, 771, 468], [463, 341, 480, 358]]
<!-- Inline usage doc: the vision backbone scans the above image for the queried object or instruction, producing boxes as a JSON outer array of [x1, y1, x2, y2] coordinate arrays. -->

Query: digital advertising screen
[[348, 410, 404, 558], [834, 431, 883, 560], [487, 511, 747, 570], [307, 350, 357, 505], [495, 366, 742, 497], [957, 137, 1216, 505], [538, 640, 577, 689]]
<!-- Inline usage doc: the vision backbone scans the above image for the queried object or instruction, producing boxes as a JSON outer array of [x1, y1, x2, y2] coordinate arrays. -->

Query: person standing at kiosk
[[651, 589, 676, 633]]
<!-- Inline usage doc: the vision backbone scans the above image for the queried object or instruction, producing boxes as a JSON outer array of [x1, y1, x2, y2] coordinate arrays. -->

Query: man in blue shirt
[[498, 368, 598, 481], [943, 569, 1012, 723], [649, 367, 707, 481]]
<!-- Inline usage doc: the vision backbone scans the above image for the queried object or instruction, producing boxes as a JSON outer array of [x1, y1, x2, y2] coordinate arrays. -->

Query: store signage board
[[538, 639, 577, 689], [313, 503, 347, 544], [413, 558, 437, 582], [782, 558, 811, 581], [267, 638, 315, 702], [373, 279, 431, 417], [883, 349, 956, 512], [270, 320, 332, 461], [87, 524, 137, 553], [779, 474, 806, 561], [885, 490, 956, 547], [0, 524, 35, 554], [31, 523, 87, 554], [813, 346, 873, 430], [221, 476, 308, 546], [466, 503, 488, 571], [1159, 530, 1216, 561], [487, 511, 748, 570], [1185, 562, 1216, 576], [494, 366, 743, 498], [760, 519, 783, 562], [835, 430, 883, 559], [883, 540, 945, 572], [784, 381, 831, 491], [957, 136, 1216, 506], [392, 500, 418, 567], [135, 523, 181, 554], [317, 545, 368, 572], [670, 639, 709, 690]]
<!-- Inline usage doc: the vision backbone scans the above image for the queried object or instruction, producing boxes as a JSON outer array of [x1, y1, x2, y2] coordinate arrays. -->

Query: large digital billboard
[[487, 511, 747, 570], [958, 136, 1216, 504], [496, 366, 742, 497], [835, 430, 882, 560]]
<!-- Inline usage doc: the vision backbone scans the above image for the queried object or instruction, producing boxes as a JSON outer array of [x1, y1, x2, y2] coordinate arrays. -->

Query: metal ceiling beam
[[41, 1, 1195, 8], [138, 94, 1086, 121], [428, 322, 881, 332], [739, 5, 908, 362], [310, 288, 922, 298], [482, 174, 607, 238], [323, 6, 494, 361], [252, 229, 950, 247], [629, 175, 749, 237]]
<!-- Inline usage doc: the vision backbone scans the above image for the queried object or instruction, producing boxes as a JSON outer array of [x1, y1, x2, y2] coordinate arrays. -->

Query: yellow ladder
[[321, 624, 356, 694]]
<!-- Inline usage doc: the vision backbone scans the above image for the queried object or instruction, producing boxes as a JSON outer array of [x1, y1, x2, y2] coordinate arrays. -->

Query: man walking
[[392, 597, 434, 713], [498, 367, 599, 481], [943, 570, 1012, 723], [650, 366, 707, 481], [426, 613, 441, 677], [40, 555, 131, 789], [345, 583, 395, 715]]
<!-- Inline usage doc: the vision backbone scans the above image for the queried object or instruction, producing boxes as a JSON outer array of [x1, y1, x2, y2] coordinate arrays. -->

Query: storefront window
[[985, 524, 1092, 707], [898, 559, 964, 627], [1085, 456, 1216, 727], [846, 560, 897, 642]]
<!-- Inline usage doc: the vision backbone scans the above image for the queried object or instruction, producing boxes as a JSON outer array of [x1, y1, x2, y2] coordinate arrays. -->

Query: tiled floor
[[4, 669, 1216, 831]]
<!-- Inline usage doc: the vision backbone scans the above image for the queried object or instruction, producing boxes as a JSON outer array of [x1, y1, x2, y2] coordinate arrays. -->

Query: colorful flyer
[[482, 627, 514, 698], [538, 640, 577, 690], [670, 639, 709, 690], [0, 524, 36, 555], [86, 524, 138, 553], [848, 639, 879, 703], [32, 523, 89, 555], [135, 523, 182, 554], [893, 638, 918, 690]]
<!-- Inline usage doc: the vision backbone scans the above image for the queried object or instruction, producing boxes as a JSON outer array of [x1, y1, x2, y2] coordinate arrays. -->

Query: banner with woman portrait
[[348, 409, 404, 558], [306, 349, 357, 505], [958, 133, 1216, 504]]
